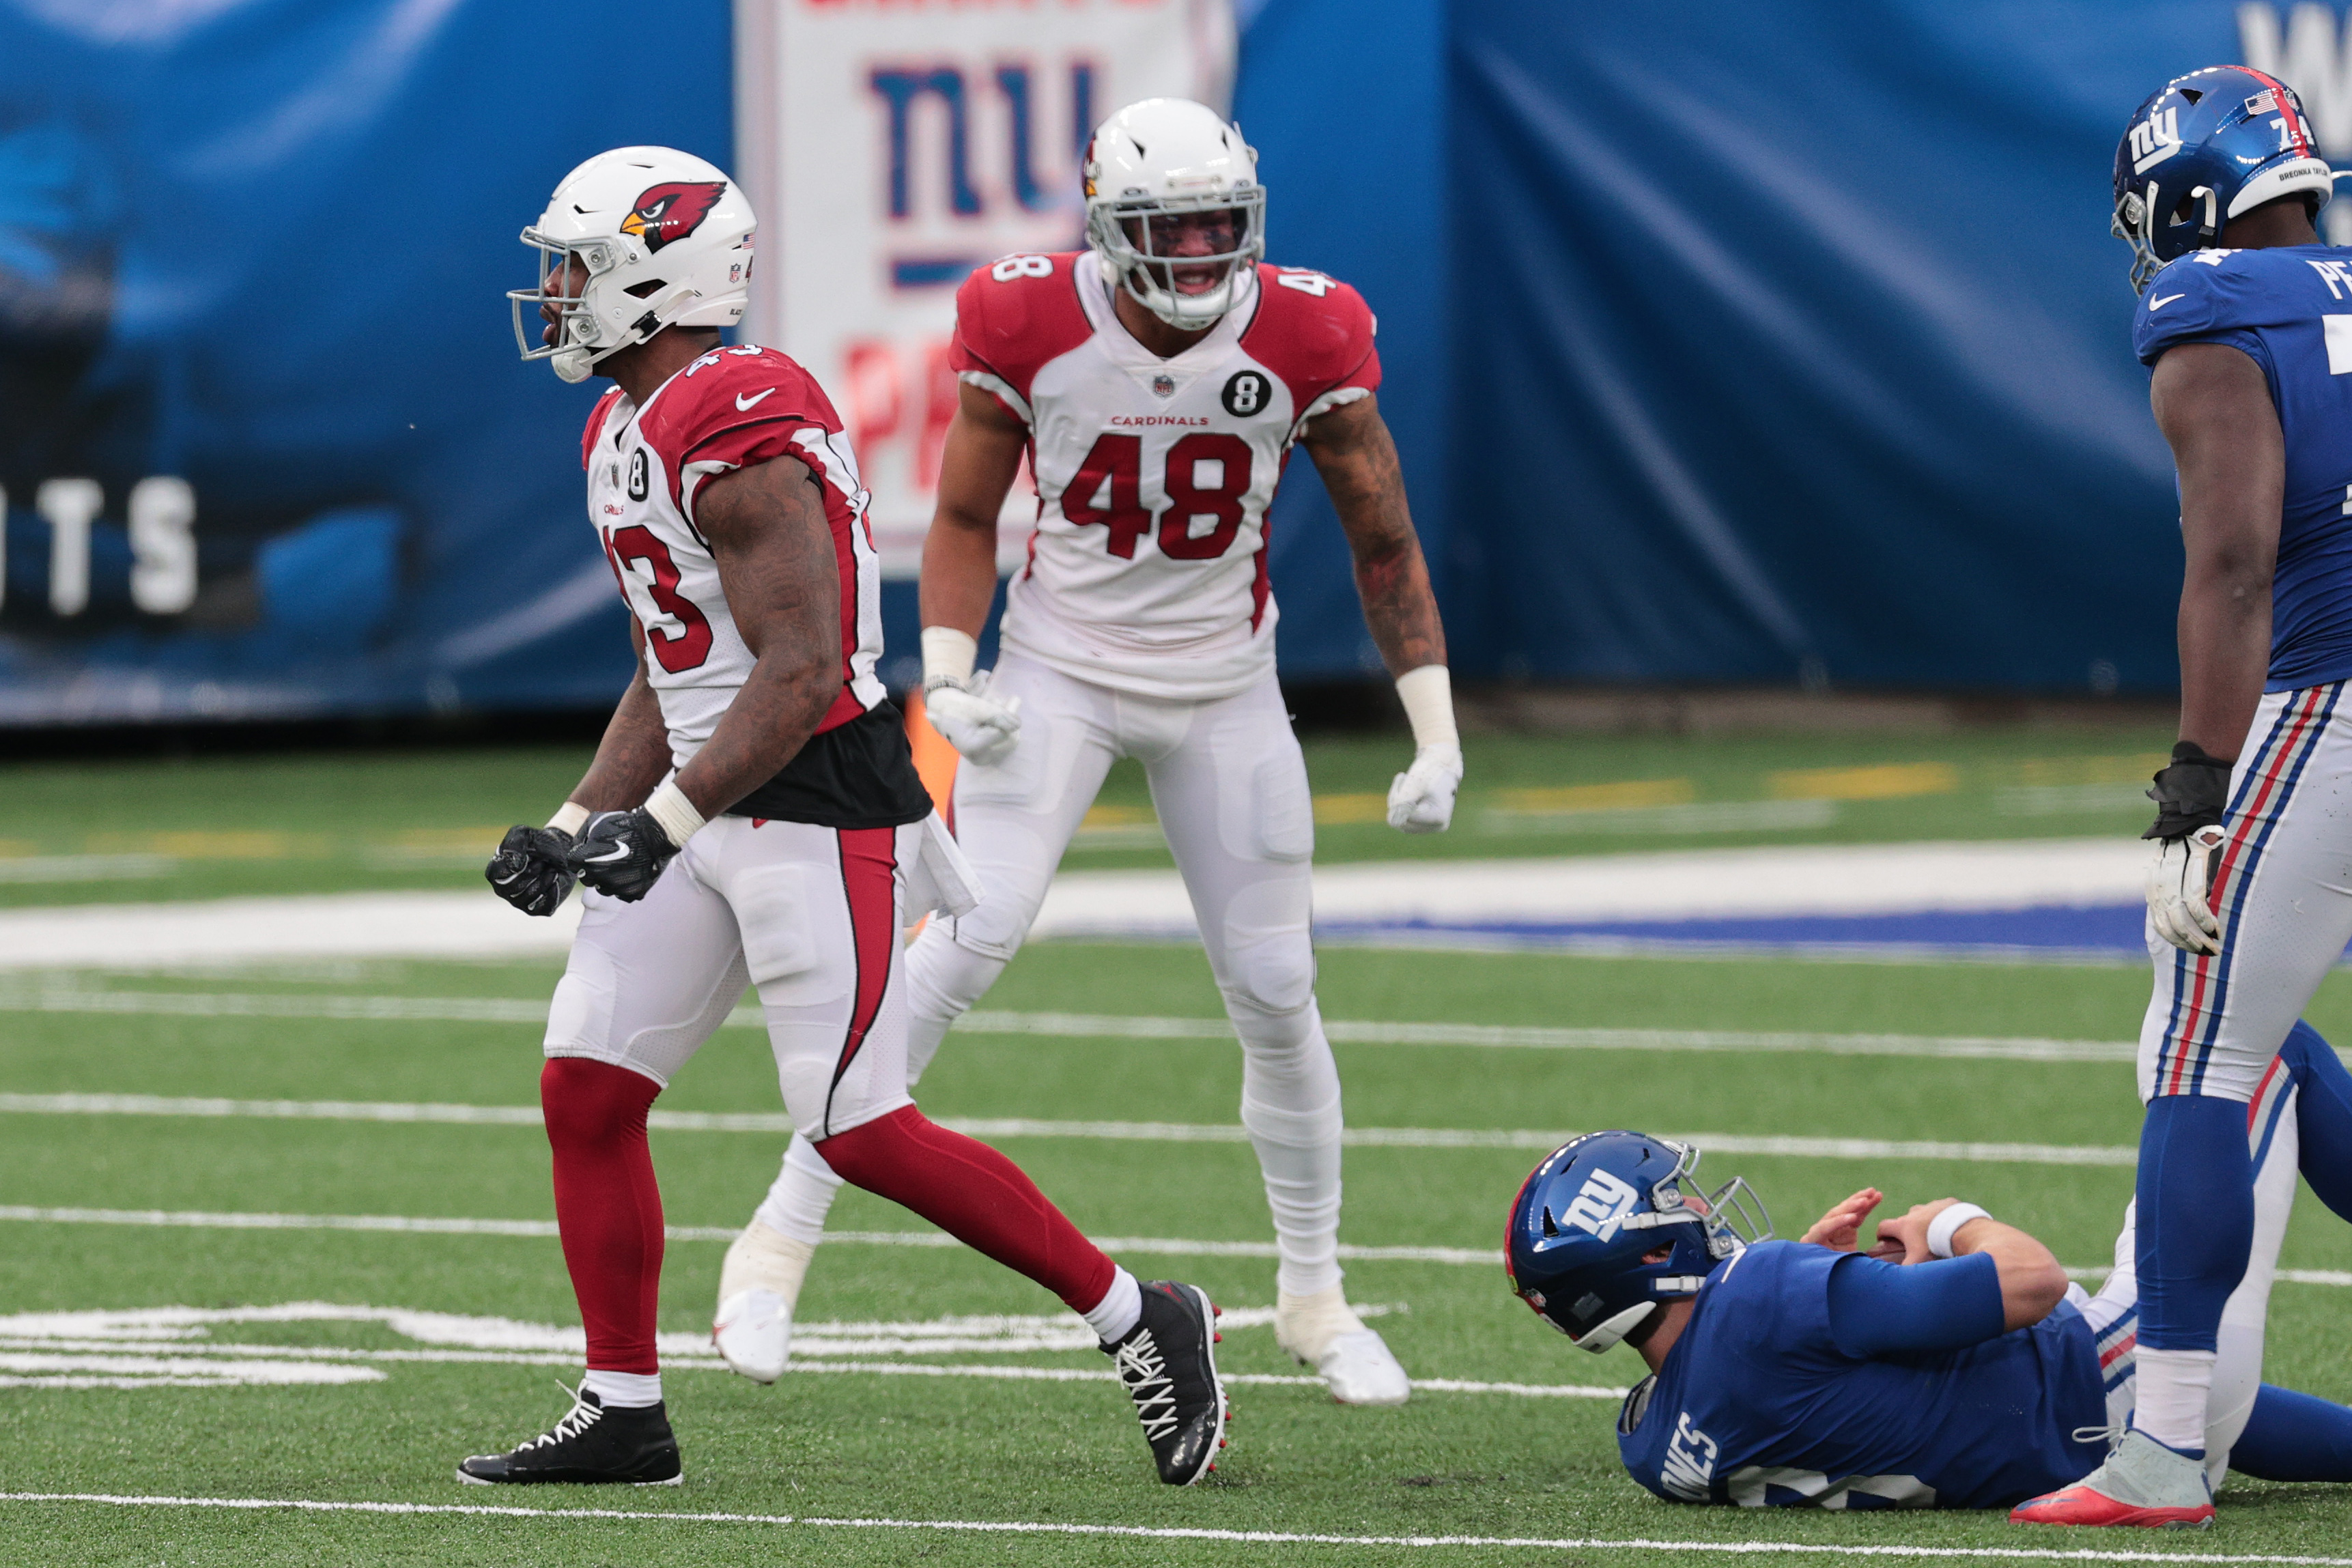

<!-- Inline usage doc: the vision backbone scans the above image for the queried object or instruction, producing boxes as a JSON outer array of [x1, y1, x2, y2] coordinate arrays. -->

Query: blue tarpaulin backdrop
[[0, 1, 2292, 719]]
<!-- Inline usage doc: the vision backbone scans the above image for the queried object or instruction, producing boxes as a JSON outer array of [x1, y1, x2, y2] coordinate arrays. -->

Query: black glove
[[567, 809, 679, 902], [2144, 741, 2233, 841], [485, 825, 577, 917]]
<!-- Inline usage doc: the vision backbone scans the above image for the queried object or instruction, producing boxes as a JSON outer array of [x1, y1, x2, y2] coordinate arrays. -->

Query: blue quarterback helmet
[[2112, 66, 2335, 294], [1505, 1131, 1771, 1354]]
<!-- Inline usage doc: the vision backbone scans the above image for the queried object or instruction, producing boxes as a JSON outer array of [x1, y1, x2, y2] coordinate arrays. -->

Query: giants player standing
[[713, 101, 1458, 1406], [467, 147, 1228, 1488], [2015, 70, 2352, 1527]]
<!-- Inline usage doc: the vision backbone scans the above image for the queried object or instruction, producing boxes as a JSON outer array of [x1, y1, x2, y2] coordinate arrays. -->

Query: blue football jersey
[[1616, 1241, 2108, 1510], [2136, 245, 2352, 691]]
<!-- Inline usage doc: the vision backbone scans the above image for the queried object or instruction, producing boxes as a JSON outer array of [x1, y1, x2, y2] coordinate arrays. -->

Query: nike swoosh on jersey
[[2149, 294, 2185, 311], [735, 388, 776, 411]]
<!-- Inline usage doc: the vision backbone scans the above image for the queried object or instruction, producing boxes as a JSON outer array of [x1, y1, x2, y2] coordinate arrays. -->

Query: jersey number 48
[[1063, 432, 1254, 560]]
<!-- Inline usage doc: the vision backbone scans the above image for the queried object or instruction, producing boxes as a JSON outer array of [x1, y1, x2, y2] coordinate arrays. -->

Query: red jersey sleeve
[[947, 252, 1092, 425], [1239, 266, 1380, 431], [581, 388, 625, 471], [636, 347, 850, 532]]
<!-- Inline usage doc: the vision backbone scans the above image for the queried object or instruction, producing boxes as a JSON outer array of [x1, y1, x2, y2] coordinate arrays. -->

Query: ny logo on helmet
[[2131, 107, 2183, 174], [621, 182, 727, 253], [1559, 1168, 1641, 1240]]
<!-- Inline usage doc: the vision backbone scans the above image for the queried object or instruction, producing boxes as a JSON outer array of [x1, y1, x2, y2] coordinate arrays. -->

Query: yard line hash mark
[[0, 1094, 2142, 1165], [0, 986, 2140, 1063], [3, 1493, 2349, 1563]]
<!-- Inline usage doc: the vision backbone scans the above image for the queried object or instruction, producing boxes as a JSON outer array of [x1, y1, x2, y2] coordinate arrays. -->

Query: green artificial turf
[[3, 941, 2350, 1564]]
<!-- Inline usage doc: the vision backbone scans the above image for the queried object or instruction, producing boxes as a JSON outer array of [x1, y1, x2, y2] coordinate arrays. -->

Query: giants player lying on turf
[[713, 99, 1456, 1407], [469, 146, 1227, 1489], [1503, 1024, 2352, 1513]]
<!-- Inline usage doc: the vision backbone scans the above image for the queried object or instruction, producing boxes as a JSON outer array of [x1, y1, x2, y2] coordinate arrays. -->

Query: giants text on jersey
[[582, 345, 927, 829], [950, 251, 1380, 701]]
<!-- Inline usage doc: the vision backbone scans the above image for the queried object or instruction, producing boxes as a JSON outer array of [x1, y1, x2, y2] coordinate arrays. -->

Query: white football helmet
[[1083, 99, 1265, 330], [510, 146, 755, 384]]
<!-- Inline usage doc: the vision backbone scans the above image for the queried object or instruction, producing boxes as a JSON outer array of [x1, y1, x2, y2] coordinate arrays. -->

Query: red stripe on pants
[[541, 1057, 665, 1375], [832, 827, 898, 1092]]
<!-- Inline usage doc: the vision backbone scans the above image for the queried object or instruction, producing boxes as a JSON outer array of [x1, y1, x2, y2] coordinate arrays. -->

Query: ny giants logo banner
[[735, 0, 1235, 577]]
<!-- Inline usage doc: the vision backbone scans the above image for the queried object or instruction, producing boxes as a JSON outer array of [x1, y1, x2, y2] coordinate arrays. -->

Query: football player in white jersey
[[465, 146, 1230, 1489], [715, 100, 1458, 1406]]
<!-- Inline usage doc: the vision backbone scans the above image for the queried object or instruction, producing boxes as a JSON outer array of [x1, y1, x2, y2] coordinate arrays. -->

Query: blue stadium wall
[[0, 1, 2302, 719]]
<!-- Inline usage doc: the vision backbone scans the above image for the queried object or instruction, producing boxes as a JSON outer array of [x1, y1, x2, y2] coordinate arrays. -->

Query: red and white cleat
[[2010, 1431, 2213, 1529]]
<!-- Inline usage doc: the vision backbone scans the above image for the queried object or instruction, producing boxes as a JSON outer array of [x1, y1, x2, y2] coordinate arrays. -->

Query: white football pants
[[2080, 1047, 2303, 1489], [758, 653, 1348, 1297], [543, 816, 925, 1141], [2141, 682, 2352, 1104]]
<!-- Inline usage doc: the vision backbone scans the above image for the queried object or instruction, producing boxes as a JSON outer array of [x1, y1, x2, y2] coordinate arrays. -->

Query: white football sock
[[2135, 1345, 2216, 1455], [1082, 1266, 1143, 1344], [582, 1369, 662, 1408], [755, 1135, 846, 1246], [905, 924, 1007, 1085], [1230, 995, 1346, 1298]]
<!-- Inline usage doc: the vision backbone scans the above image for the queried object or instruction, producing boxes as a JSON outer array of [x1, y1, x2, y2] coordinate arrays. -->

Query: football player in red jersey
[[718, 102, 1454, 1407], [470, 147, 1228, 1489]]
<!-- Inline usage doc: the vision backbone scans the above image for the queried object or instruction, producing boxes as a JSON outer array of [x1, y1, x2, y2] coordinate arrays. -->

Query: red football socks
[[541, 1057, 666, 1375], [817, 1104, 1117, 1313]]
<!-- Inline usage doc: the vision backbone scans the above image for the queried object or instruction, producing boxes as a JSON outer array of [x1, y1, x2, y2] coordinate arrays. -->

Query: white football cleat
[[1275, 1285, 1411, 1406], [711, 1219, 816, 1384]]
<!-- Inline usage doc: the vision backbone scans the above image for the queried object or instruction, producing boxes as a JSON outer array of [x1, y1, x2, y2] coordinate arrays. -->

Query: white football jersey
[[950, 251, 1379, 700], [583, 343, 886, 773]]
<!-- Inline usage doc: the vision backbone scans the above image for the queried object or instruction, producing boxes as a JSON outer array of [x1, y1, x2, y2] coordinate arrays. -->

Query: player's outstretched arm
[[1303, 394, 1462, 833], [919, 383, 1030, 765], [678, 457, 845, 816], [2142, 341, 2284, 951]]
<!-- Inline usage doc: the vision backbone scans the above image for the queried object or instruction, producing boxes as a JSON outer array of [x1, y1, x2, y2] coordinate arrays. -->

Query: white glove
[[1387, 742, 1464, 833], [2147, 824, 2227, 955], [924, 672, 1021, 767]]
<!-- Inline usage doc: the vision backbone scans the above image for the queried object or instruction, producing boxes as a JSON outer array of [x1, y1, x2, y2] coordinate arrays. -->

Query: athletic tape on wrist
[[546, 801, 590, 836], [1927, 1202, 1991, 1259], [1395, 664, 1458, 751], [921, 626, 978, 691], [642, 778, 705, 849]]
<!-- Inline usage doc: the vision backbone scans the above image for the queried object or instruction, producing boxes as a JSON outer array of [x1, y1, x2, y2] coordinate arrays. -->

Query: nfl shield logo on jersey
[[1151, 373, 1176, 399]]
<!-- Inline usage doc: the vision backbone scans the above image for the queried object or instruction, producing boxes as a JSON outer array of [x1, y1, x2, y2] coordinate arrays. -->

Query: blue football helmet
[[2112, 66, 2335, 294], [1505, 1130, 1770, 1354]]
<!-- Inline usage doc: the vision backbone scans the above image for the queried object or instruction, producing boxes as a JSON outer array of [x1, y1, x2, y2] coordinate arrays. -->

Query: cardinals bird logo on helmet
[[621, 182, 726, 253]]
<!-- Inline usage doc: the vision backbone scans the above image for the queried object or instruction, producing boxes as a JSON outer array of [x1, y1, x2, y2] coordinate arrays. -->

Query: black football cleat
[[1102, 1280, 1229, 1485], [456, 1384, 683, 1486]]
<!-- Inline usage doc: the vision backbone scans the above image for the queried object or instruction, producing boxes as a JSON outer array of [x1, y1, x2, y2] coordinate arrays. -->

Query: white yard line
[[1, 1205, 2344, 1287], [0, 986, 2142, 1064], [1, 1492, 2347, 1563], [0, 1094, 2144, 1165]]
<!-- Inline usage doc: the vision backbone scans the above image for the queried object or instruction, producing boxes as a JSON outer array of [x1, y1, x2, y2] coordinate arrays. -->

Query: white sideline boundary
[[2, 1206, 2346, 1287], [3, 1492, 2349, 1563], [0, 1094, 2145, 1166], [0, 986, 2144, 1064]]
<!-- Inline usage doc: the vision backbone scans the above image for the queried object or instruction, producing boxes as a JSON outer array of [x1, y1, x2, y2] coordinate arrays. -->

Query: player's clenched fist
[[1387, 743, 1462, 833], [2142, 742, 2233, 955], [485, 825, 577, 917], [925, 672, 1023, 767], [567, 810, 681, 902]]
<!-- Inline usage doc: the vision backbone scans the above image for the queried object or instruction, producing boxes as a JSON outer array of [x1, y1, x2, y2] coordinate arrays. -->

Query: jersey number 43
[[1064, 432, 1253, 560]]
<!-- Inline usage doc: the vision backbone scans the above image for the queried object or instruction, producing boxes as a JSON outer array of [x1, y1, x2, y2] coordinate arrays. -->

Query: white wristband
[[546, 801, 590, 836], [922, 626, 978, 691], [641, 778, 706, 849], [1927, 1203, 1991, 1259], [1395, 664, 1458, 751]]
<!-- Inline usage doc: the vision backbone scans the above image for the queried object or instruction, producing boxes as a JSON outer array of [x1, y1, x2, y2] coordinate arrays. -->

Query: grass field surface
[[3, 734, 2350, 1563]]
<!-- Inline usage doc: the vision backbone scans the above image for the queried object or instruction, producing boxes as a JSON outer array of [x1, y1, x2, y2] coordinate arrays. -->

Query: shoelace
[[2071, 1421, 2128, 1452], [1111, 1330, 1180, 1442], [520, 1380, 605, 1451]]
